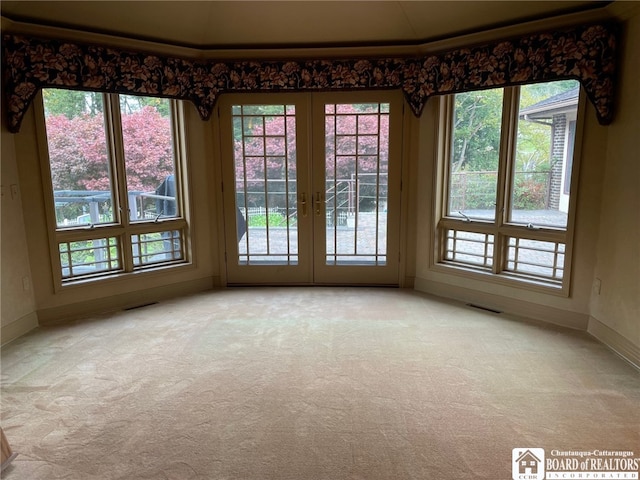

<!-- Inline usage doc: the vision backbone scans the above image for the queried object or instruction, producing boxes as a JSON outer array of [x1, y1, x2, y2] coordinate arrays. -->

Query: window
[[435, 80, 581, 290], [40, 89, 189, 283]]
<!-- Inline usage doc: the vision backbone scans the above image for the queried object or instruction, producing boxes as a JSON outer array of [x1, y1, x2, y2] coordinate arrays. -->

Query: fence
[[54, 190, 176, 227], [449, 171, 551, 211], [237, 174, 388, 227]]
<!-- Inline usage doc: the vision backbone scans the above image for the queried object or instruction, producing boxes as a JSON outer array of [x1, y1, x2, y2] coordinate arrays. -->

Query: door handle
[[300, 192, 307, 217], [315, 192, 323, 216]]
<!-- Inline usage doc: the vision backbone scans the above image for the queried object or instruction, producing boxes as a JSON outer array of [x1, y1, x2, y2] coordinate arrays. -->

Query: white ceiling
[[0, 1, 609, 49]]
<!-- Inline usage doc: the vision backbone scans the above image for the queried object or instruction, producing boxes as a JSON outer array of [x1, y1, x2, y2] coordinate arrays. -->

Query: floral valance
[[2, 21, 617, 133]]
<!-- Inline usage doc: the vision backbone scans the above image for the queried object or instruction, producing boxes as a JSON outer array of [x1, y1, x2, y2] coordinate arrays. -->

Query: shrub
[[512, 176, 548, 210]]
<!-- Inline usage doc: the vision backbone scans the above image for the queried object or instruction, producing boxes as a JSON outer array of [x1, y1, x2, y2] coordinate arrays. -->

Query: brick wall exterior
[[549, 114, 566, 210]]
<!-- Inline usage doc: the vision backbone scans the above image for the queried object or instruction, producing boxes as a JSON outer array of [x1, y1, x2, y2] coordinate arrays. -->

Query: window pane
[[506, 237, 565, 282], [511, 80, 579, 228], [42, 89, 114, 228], [233, 104, 298, 265], [120, 95, 177, 222], [131, 230, 183, 267], [325, 103, 389, 266], [59, 237, 120, 279], [443, 230, 494, 269], [448, 89, 504, 221]]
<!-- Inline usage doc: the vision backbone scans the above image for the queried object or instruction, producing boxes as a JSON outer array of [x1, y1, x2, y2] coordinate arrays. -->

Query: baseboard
[[1, 311, 38, 346], [38, 277, 216, 325], [588, 317, 640, 370], [414, 277, 589, 330]]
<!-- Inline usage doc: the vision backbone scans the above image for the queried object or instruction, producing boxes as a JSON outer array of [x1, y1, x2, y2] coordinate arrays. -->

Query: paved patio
[[236, 209, 568, 280], [237, 212, 386, 264]]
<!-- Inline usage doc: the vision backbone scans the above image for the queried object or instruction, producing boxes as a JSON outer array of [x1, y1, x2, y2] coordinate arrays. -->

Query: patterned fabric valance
[[2, 22, 617, 133]]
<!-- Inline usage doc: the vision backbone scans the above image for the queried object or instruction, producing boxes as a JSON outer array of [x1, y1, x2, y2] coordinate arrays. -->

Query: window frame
[[432, 84, 586, 296], [35, 90, 192, 289]]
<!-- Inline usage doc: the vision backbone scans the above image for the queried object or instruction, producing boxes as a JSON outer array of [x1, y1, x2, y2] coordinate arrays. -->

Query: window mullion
[[169, 100, 185, 219], [440, 95, 455, 220], [493, 86, 519, 274], [105, 94, 134, 272]]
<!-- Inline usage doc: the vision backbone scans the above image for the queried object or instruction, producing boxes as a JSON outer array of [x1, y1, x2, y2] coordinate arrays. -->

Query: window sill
[[55, 260, 194, 292], [432, 261, 569, 297]]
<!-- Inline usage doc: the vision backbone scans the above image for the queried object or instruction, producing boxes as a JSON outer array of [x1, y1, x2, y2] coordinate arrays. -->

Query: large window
[[435, 80, 581, 291], [40, 89, 189, 283]]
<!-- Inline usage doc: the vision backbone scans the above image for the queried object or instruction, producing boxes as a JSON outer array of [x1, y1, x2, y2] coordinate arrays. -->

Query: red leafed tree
[[45, 113, 110, 191], [235, 105, 389, 210], [121, 107, 174, 192], [45, 106, 173, 193], [236, 104, 389, 181]]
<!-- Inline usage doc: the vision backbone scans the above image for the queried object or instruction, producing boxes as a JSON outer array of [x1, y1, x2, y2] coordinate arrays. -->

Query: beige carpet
[[1, 287, 638, 479]]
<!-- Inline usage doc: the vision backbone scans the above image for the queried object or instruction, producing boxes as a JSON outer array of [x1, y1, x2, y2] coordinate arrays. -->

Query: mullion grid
[[439, 86, 570, 288], [358, 104, 385, 265], [283, 106, 294, 263], [260, 115, 271, 258], [238, 105, 296, 265], [444, 230, 493, 269], [328, 104, 339, 265], [60, 237, 120, 280], [238, 108, 251, 264], [131, 230, 183, 267], [506, 237, 564, 281], [329, 103, 386, 265]]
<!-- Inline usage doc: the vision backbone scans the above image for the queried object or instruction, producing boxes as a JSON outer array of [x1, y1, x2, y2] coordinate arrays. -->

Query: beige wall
[[1, 116, 38, 343], [7, 102, 221, 329], [588, 9, 640, 353], [412, 6, 639, 364], [413, 96, 608, 327], [0, 5, 637, 365]]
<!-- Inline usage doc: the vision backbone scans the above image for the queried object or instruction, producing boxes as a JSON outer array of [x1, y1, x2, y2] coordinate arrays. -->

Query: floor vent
[[466, 303, 502, 314], [124, 302, 158, 311]]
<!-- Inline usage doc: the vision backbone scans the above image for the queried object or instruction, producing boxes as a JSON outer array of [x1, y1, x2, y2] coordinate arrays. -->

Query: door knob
[[300, 193, 307, 217]]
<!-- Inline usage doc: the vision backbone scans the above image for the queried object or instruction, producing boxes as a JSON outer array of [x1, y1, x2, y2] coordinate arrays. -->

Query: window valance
[[2, 21, 617, 133]]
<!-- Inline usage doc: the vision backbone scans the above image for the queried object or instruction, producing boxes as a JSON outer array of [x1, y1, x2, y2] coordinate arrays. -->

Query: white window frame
[[35, 90, 192, 288], [432, 84, 586, 295]]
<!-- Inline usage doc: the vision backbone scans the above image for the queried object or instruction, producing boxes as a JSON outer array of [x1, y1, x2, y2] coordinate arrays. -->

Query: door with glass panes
[[219, 91, 402, 285]]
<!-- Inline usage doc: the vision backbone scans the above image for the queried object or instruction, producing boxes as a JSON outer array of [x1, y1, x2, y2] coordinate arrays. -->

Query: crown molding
[[1, 4, 616, 61]]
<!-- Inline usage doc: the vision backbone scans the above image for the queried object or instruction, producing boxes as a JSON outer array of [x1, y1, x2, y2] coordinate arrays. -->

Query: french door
[[219, 91, 403, 285]]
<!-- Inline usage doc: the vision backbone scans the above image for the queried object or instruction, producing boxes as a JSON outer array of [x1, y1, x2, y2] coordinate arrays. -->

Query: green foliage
[[120, 95, 171, 116], [515, 120, 551, 172], [451, 80, 578, 174], [451, 89, 503, 173], [450, 171, 550, 211], [449, 80, 578, 212], [512, 175, 549, 210], [519, 80, 578, 109], [43, 89, 104, 118], [247, 212, 293, 227], [515, 80, 579, 172], [61, 240, 118, 269], [449, 172, 498, 210]]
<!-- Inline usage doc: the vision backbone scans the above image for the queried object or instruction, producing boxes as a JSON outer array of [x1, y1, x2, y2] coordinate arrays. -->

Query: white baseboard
[[414, 277, 589, 330], [1, 311, 38, 346], [38, 277, 216, 325], [588, 317, 640, 370]]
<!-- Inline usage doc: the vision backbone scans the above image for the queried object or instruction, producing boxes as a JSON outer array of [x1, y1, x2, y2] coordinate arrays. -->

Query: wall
[[588, 8, 640, 366], [11, 101, 221, 324], [1, 5, 637, 367], [413, 5, 639, 367], [1, 116, 38, 344], [413, 94, 608, 328]]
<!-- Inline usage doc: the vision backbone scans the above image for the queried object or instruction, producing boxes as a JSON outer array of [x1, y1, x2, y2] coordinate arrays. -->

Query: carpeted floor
[[1, 287, 638, 479]]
